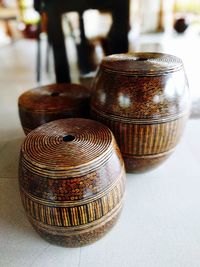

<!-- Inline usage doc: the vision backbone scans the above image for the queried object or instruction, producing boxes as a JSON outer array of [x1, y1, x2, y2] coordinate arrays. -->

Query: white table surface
[[1, 119, 200, 267]]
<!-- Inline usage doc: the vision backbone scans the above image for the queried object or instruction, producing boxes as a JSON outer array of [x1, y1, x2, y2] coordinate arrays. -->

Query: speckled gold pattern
[[20, 172, 124, 228], [19, 151, 122, 201], [19, 119, 126, 246], [91, 53, 190, 172]]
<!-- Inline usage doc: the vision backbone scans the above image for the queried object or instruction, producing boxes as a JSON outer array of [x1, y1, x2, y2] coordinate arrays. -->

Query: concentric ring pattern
[[21, 118, 113, 174], [91, 52, 190, 172], [18, 83, 91, 135], [19, 118, 126, 247], [18, 83, 90, 112], [101, 52, 183, 75]]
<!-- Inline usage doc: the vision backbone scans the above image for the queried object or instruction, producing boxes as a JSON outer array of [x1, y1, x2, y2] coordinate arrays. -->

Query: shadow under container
[[18, 118, 126, 247], [18, 83, 91, 135], [91, 53, 190, 173]]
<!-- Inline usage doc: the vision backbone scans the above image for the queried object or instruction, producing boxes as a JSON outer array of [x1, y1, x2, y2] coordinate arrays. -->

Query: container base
[[28, 205, 122, 247], [124, 150, 172, 173]]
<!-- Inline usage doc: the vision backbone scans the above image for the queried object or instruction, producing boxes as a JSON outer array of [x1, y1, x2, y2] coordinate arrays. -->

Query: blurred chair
[[34, 0, 130, 83], [0, 1, 18, 40], [36, 11, 49, 82]]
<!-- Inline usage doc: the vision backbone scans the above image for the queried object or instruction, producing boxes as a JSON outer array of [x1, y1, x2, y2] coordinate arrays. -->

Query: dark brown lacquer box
[[91, 53, 190, 173], [19, 118, 126, 247], [18, 83, 91, 135]]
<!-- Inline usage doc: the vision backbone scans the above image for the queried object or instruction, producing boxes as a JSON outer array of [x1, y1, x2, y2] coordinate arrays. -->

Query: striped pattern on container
[[20, 175, 125, 228], [28, 200, 123, 236], [92, 113, 185, 156]]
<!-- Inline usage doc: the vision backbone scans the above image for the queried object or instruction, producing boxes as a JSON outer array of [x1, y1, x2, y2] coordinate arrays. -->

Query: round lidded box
[[19, 118, 126, 247], [18, 83, 91, 135], [91, 52, 190, 173]]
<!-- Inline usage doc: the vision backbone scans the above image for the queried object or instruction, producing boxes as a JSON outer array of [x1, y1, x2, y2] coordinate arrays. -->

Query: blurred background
[[1, 2, 200, 266], [0, 0, 200, 139]]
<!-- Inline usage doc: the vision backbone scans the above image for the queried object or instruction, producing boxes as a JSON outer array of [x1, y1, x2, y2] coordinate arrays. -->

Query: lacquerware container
[[19, 118, 126, 247], [18, 83, 90, 135], [91, 53, 190, 172]]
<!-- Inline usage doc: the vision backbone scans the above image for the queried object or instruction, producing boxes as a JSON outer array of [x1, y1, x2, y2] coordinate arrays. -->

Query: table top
[[1, 118, 200, 267]]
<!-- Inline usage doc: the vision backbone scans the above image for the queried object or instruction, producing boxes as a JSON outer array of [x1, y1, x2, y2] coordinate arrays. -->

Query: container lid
[[18, 83, 90, 112], [21, 118, 114, 177], [101, 53, 183, 76]]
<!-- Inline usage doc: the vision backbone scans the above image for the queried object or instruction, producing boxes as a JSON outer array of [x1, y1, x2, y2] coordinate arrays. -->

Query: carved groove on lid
[[21, 119, 115, 177], [101, 53, 183, 76], [18, 83, 90, 112]]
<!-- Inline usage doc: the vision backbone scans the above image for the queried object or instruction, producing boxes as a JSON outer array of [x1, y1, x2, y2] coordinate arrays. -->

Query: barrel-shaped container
[[91, 53, 190, 172], [19, 118, 126, 247], [18, 83, 91, 135]]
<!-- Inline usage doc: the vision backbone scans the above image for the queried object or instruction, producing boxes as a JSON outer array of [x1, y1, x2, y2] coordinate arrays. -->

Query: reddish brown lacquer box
[[18, 83, 91, 135], [19, 118, 126, 247], [91, 53, 190, 173]]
